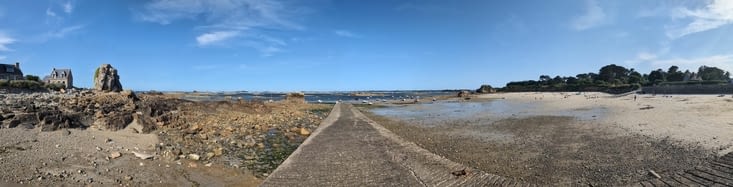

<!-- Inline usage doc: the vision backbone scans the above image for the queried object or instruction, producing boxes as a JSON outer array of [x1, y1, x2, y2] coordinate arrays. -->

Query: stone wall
[[641, 84, 733, 94]]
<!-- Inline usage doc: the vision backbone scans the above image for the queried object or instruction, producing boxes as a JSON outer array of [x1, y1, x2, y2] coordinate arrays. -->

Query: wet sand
[[362, 94, 722, 186]]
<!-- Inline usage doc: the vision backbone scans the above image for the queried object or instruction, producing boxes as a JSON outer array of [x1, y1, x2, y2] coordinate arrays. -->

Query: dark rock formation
[[476, 84, 496, 93], [457, 90, 471, 97], [94, 64, 123, 92], [286, 92, 306, 103]]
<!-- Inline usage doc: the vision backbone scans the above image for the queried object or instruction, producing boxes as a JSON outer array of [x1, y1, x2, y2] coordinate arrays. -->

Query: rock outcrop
[[94, 64, 123, 92], [285, 92, 306, 103], [457, 90, 471, 97], [476, 84, 496, 93]]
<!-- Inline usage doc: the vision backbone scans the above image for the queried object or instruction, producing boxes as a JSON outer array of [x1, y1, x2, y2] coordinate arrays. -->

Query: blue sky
[[0, 0, 732, 91]]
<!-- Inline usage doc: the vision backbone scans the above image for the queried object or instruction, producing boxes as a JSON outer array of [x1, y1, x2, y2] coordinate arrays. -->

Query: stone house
[[44, 68, 73, 88], [0, 62, 24, 80]]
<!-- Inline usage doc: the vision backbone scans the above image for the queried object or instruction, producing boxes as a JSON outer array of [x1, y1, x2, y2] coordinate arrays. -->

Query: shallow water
[[178, 91, 451, 103], [371, 99, 606, 125]]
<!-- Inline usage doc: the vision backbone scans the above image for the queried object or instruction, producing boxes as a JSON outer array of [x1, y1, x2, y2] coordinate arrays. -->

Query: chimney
[[14, 62, 19, 69]]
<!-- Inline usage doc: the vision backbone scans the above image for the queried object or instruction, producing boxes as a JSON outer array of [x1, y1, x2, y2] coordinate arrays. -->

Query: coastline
[[361, 92, 732, 185]]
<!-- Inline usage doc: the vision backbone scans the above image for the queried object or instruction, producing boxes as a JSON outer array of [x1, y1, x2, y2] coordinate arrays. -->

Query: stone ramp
[[263, 103, 733, 186], [261, 103, 527, 187], [633, 153, 733, 187]]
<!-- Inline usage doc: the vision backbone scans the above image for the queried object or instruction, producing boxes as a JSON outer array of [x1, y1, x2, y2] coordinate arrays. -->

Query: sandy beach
[[478, 92, 733, 155], [362, 92, 733, 185]]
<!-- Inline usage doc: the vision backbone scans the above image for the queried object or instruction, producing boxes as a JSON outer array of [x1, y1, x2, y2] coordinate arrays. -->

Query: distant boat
[[317, 100, 323, 103]]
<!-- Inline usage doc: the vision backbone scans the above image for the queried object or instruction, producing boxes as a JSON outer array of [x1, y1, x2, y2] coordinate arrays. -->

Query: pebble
[[188, 154, 201, 161], [110, 151, 122, 159], [61, 129, 71, 136]]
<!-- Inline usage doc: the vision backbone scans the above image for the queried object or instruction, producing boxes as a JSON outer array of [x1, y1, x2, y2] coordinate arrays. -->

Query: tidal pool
[[370, 99, 606, 126]]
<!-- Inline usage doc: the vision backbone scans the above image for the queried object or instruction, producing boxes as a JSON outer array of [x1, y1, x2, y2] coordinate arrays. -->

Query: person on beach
[[634, 95, 637, 101]]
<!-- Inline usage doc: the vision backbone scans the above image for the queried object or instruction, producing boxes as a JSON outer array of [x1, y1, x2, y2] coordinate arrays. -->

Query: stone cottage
[[44, 68, 73, 88], [0, 62, 23, 80]]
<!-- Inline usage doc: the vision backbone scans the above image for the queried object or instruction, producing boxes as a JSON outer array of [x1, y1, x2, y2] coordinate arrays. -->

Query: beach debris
[[132, 151, 154, 160], [639, 105, 654, 110], [188, 154, 201, 161], [648, 170, 661, 179], [61, 129, 71, 136], [299, 128, 311, 136], [451, 169, 467, 177], [110, 151, 122, 159]]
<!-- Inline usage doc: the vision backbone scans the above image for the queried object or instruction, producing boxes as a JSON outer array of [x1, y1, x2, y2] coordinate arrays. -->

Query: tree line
[[502, 64, 731, 93]]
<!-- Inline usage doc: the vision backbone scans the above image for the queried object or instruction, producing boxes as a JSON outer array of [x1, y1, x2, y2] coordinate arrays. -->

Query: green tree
[[697, 66, 729, 80], [628, 71, 643, 84], [648, 69, 665, 84], [539, 75, 551, 82], [24, 75, 40, 82], [598, 64, 630, 83], [666, 66, 684, 81]]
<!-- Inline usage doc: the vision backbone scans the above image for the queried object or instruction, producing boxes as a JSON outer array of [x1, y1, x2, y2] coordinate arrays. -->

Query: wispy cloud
[[394, 2, 456, 14], [46, 8, 57, 17], [667, 0, 733, 39], [45, 25, 84, 39], [655, 55, 733, 72], [192, 64, 221, 70], [627, 52, 733, 72], [334, 30, 360, 38], [196, 31, 239, 46], [63, 1, 73, 14], [137, 0, 305, 55], [0, 32, 15, 51], [571, 0, 607, 30]]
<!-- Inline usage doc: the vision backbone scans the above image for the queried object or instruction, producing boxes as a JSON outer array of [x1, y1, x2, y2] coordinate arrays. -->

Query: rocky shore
[[0, 90, 331, 185]]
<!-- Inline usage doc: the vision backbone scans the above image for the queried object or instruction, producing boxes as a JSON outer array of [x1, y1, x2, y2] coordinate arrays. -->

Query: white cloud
[[667, 0, 733, 39], [0, 32, 15, 51], [651, 55, 733, 73], [138, 0, 303, 56], [572, 0, 607, 30], [45, 25, 84, 39], [334, 30, 360, 38], [63, 1, 73, 14], [196, 31, 240, 46], [627, 52, 733, 73], [46, 8, 57, 17], [637, 52, 658, 61]]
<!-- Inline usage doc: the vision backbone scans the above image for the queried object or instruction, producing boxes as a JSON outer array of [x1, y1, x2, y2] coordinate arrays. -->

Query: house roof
[[0, 64, 22, 75], [50, 68, 72, 78]]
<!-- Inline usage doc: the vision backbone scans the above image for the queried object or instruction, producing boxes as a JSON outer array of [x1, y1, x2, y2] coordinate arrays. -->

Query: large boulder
[[94, 64, 123, 92], [285, 92, 306, 103], [457, 90, 471, 97]]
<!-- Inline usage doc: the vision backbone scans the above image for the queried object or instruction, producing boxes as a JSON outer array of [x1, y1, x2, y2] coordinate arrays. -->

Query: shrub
[[6, 80, 43, 89]]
